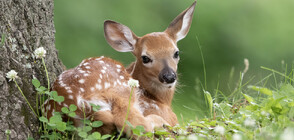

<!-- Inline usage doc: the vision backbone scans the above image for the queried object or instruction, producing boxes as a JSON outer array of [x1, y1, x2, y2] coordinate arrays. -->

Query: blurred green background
[[54, 0, 294, 123]]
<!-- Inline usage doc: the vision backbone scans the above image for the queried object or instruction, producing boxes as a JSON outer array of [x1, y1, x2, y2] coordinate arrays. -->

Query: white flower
[[214, 125, 225, 135], [6, 70, 18, 81], [34, 47, 46, 59], [232, 133, 242, 140], [128, 78, 139, 88], [187, 134, 198, 140], [5, 129, 11, 135], [280, 127, 294, 140], [244, 118, 256, 127]]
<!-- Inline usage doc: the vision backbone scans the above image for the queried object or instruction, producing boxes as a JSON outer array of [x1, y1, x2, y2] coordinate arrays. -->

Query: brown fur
[[43, 1, 196, 137]]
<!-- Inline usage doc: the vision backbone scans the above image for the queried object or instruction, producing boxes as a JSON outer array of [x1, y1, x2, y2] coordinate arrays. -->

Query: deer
[[43, 1, 196, 136]]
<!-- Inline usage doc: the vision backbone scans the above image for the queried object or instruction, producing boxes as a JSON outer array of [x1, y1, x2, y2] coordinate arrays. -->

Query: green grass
[[9, 62, 294, 139], [7, 44, 294, 140]]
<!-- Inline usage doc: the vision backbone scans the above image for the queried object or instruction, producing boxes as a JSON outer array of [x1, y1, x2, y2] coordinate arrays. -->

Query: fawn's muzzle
[[159, 67, 177, 84]]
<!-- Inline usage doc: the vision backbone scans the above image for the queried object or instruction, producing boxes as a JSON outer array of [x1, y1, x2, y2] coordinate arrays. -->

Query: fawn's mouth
[[163, 81, 177, 89]]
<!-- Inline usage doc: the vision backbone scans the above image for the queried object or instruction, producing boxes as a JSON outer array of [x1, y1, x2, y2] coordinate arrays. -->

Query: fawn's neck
[[127, 62, 175, 106]]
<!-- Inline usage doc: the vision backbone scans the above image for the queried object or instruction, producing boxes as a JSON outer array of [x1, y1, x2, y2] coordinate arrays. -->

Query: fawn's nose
[[159, 68, 177, 84]]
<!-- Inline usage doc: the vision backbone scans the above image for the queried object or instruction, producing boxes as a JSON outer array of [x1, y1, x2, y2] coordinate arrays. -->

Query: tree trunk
[[0, 0, 64, 139]]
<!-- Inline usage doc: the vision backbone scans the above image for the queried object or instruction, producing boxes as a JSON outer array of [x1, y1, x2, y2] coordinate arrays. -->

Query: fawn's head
[[104, 2, 196, 89]]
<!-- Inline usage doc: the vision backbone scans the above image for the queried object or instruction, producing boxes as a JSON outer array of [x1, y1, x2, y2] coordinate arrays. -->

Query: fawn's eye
[[141, 56, 152, 64], [174, 51, 179, 59]]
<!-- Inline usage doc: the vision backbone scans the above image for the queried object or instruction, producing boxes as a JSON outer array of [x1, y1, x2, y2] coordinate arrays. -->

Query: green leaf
[[143, 132, 153, 138], [66, 125, 76, 131], [69, 104, 77, 112], [54, 96, 64, 102], [27, 137, 34, 140], [53, 111, 62, 116], [50, 91, 58, 98], [83, 119, 91, 125], [135, 125, 145, 132], [61, 107, 69, 114], [90, 103, 100, 112], [154, 129, 170, 136], [78, 131, 88, 139], [47, 123, 56, 127], [92, 121, 103, 128], [90, 132, 101, 139], [133, 125, 145, 136], [243, 93, 254, 103], [68, 112, 76, 117], [101, 134, 111, 139], [49, 115, 62, 124], [56, 122, 67, 132], [36, 86, 46, 92], [204, 90, 213, 116], [39, 116, 48, 123], [83, 126, 92, 132], [32, 79, 40, 88], [248, 85, 273, 96]]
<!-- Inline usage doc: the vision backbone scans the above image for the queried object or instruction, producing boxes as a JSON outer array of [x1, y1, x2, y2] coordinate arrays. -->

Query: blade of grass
[[261, 66, 294, 82], [196, 36, 207, 91], [1, 34, 6, 46]]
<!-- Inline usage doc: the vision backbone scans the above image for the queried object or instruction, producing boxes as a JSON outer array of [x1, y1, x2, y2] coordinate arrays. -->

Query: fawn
[[43, 1, 196, 136]]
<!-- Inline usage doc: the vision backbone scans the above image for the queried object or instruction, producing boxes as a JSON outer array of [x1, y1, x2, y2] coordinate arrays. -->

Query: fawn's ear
[[165, 1, 196, 42], [104, 20, 138, 52]]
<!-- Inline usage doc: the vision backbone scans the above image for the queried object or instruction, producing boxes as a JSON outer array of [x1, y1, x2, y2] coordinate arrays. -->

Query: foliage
[[7, 38, 294, 140], [10, 65, 294, 140], [32, 78, 112, 140]]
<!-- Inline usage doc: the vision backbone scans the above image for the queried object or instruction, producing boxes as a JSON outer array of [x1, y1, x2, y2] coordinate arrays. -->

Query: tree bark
[[0, 0, 64, 139]]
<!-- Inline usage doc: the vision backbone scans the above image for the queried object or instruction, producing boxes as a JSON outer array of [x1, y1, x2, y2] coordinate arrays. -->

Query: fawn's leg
[[92, 110, 116, 135], [112, 98, 166, 135]]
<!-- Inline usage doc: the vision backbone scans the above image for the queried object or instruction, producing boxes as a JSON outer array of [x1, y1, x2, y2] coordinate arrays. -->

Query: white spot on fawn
[[83, 62, 89, 66], [99, 61, 104, 64], [117, 79, 122, 85], [90, 87, 95, 92], [96, 84, 102, 90], [87, 99, 112, 111], [99, 74, 103, 79], [98, 79, 101, 83], [84, 73, 89, 77], [85, 66, 91, 69], [79, 70, 86, 74], [116, 65, 121, 68], [114, 81, 117, 86], [80, 88, 85, 92], [101, 70, 106, 73], [68, 95, 74, 99], [117, 69, 121, 72], [105, 82, 110, 89], [59, 83, 66, 87], [67, 90, 73, 93], [103, 66, 107, 70], [79, 79, 85, 84], [120, 76, 124, 79], [46, 104, 51, 110]]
